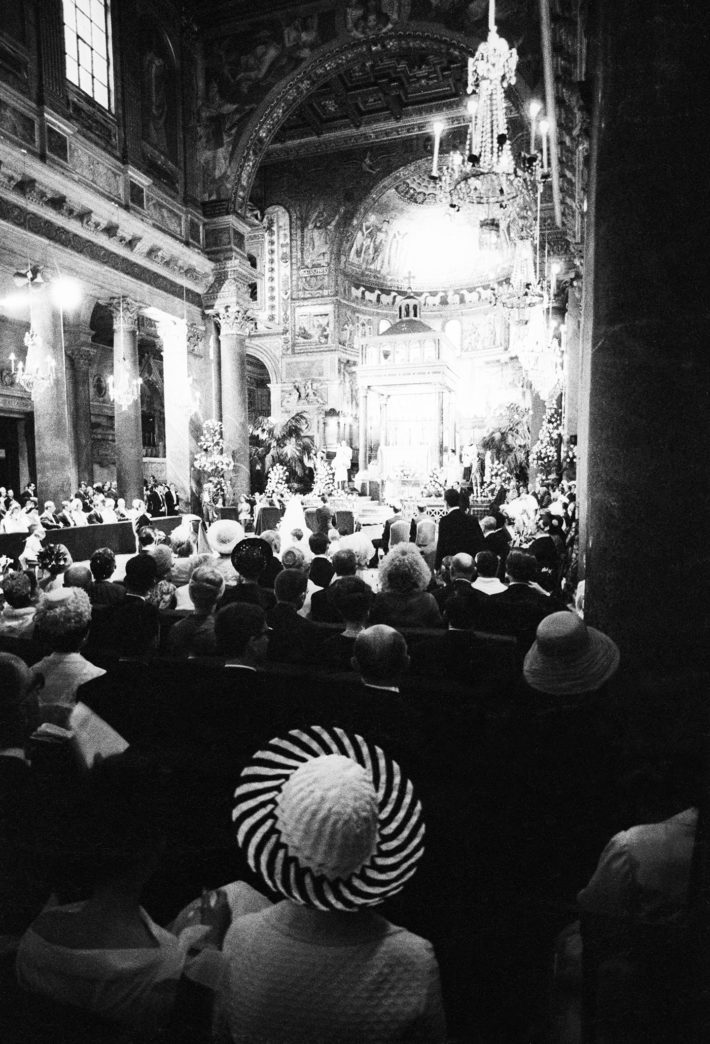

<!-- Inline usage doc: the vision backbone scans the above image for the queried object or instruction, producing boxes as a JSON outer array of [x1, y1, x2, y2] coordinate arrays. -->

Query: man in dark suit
[[102, 554, 160, 656], [307, 532, 335, 589], [433, 552, 480, 611], [380, 502, 407, 555], [481, 514, 512, 577], [309, 548, 357, 623], [266, 568, 323, 665], [486, 549, 560, 651], [39, 500, 61, 530], [56, 500, 75, 528], [146, 483, 167, 518], [435, 488, 485, 568], [315, 495, 334, 535]]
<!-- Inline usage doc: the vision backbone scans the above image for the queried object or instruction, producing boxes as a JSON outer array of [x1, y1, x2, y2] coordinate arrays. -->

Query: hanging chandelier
[[109, 297, 142, 410], [9, 329, 56, 396]]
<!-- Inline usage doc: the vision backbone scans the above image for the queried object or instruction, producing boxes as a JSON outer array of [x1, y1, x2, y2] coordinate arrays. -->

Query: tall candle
[[489, 0, 495, 31], [529, 100, 541, 152], [539, 118, 549, 169], [432, 122, 444, 176]]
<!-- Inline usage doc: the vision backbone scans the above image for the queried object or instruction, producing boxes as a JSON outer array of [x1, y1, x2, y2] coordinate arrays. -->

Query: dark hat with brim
[[523, 611, 620, 696]]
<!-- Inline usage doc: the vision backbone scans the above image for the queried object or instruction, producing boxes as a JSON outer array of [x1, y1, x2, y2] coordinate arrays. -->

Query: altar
[[356, 292, 457, 492]]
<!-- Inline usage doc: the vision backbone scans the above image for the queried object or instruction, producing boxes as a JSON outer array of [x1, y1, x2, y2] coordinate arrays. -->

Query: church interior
[[0, 0, 709, 1041]]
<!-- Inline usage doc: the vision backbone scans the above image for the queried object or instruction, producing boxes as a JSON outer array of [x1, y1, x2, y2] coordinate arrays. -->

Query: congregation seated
[[166, 566, 224, 657], [370, 543, 443, 629], [88, 547, 126, 607], [0, 572, 37, 639], [15, 751, 228, 1037], [31, 589, 105, 724]]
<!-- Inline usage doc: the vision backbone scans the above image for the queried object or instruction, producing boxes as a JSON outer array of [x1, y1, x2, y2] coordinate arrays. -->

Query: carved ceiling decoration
[[273, 51, 467, 144], [228, 27, 509, 215]]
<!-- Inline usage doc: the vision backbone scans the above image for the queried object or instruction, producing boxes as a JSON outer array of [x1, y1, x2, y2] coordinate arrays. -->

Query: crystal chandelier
[[109, 297, 142, 411], [109, 365, 142, 411], [9, 329, 56, 395]]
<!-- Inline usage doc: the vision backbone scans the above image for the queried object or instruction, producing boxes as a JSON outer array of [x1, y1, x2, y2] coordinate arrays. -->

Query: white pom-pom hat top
[[233, 726, 425, 912]]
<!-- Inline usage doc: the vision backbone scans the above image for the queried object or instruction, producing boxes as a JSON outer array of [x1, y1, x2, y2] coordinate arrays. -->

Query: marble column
[[215, 305, 250, 499], [527, 389, 546, 487], [108, 299, 143, 505], [65, 345, 94, 485], [28, 284, 75, 503], [358, 387, 369, 471], [579, 0, 710, 676], [159, 317, 191, 506]]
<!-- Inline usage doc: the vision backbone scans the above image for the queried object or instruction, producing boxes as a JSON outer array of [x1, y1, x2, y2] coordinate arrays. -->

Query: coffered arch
[[229, 25, 531, 216]]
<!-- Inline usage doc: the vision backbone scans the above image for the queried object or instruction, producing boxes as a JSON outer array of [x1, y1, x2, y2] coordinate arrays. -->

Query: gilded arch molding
[[229, 25, 488, 216]]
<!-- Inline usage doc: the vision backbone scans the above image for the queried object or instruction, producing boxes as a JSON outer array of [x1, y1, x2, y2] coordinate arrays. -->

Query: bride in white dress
[[279, 495, 308, 554]]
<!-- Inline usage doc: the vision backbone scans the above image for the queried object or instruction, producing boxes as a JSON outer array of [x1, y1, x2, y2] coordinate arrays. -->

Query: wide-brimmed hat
[[233, 725, 425, 912], [206, 519, 244, 556], [523, 611, 620, 695], [231, 536, 272, 574]]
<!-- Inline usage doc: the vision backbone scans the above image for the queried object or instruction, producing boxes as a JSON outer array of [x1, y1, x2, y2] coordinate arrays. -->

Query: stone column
[[28, 284, 75, 502], [215, 304, 251, 500], [159, 317, 191, 507], [579, 0, 710, 676], [562, 285, 581, 438], [358, 386, 369, 471], [436, 389, 444, 464], [108, 299, 144, 505], [65, 345, 94, 485]]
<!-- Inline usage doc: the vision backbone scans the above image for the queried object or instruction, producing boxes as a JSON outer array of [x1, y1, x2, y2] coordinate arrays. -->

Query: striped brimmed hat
[[233, 726, 425, 911]]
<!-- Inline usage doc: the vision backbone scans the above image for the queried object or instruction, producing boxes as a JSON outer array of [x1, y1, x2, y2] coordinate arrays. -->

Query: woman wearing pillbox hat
[[214, 725, 446, 1043]]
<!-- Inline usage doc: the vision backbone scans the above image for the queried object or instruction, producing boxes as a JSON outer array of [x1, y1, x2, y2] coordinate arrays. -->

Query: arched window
[[62, 0, 113, 110]]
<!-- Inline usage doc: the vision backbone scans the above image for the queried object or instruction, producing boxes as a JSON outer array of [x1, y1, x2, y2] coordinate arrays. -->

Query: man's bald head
[[63, 564, 93, 591], [451, 553, 474, 580], [353, 625, 409, 686]]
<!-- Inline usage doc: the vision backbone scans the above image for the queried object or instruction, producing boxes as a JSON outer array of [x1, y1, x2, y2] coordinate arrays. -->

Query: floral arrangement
[[530, 404, 562, 482], [312, 450, 335, 498], [194, 420, 234, 505], [37, 543, 71, 575], [482, 460, 514, 498], [264, 463, 291, 502], [420, 467, 445, 498]]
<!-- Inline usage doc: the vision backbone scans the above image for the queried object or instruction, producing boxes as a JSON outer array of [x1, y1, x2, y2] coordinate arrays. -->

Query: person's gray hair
[[379, 543, 431, 594]]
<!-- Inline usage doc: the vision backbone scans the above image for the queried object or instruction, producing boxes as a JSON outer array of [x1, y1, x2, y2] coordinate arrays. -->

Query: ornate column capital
[[65, 345, 95, 369], [187, 323, 205, 356], [108, 298, 141, 332], [215, 304, 256, 337]]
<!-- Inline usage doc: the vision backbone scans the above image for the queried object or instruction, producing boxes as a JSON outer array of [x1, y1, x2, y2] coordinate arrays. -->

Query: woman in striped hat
[[214, 725, 446, 1043]]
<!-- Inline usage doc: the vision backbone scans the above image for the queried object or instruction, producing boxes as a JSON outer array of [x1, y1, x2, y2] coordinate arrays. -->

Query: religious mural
[[344, 159, 521, 291], [294, 304, 334, 346], [199, 10, 336, 199]]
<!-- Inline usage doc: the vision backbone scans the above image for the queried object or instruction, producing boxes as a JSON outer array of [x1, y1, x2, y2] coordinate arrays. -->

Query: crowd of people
[[0, 479, 182, 539], [0, 478, 704, 1042]]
